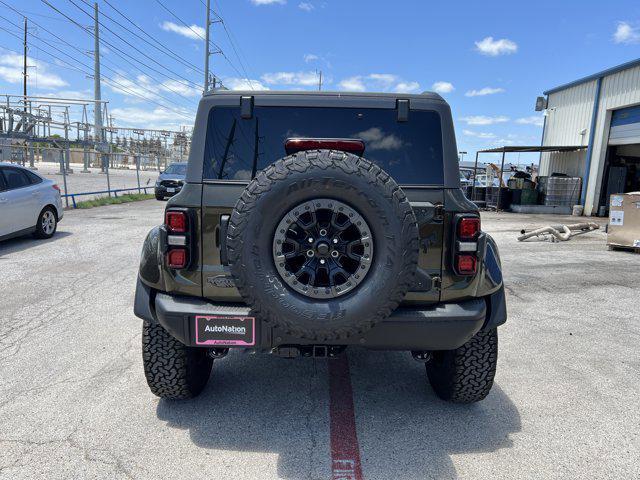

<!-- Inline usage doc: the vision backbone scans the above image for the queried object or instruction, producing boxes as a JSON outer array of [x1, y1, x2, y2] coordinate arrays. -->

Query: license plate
[[194, 315, 255, 346], [166, 187, 176, 193]]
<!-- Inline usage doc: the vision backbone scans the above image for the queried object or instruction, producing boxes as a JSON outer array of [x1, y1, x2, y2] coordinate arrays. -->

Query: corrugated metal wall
[[541, 63, 640, 214], [586, 64, 640, 213], [540, 80, 595, 176]]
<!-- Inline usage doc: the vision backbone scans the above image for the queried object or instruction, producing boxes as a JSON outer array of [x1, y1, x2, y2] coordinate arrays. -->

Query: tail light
[[52, 184, 60, 192], [165, 209, 190, 269], [456, 254, 477, 275], [458, 217, 480, 240], [285, 138, 365, 155], [454, 215, 480, 276], [165, 211, 187, 233], [166, 248, 187, 269]]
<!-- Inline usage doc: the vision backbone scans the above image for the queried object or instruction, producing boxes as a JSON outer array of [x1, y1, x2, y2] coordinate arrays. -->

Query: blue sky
[[1, 0, 639, 164]]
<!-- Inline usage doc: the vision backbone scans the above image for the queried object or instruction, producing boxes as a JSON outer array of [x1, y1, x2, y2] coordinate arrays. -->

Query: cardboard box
[[608, 192, 640, 249]]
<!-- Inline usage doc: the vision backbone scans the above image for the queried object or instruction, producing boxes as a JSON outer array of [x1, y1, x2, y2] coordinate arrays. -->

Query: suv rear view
[[134, 91, 506, 403]]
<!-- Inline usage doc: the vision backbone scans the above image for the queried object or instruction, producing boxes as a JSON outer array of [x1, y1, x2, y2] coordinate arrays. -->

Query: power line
[[101, 0, 204, 75], [68, 0, 202, 91], [3, 1, 197, 114], [153, 0, 207, 41], [153, 0, 250, 89], [40, 0, 203, 104]]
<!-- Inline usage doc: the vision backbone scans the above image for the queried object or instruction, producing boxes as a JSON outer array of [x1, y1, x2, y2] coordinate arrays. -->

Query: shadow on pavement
[[156, 348, 520, 479], [0, 230, 72, 257], [157, 351, 330, 480], [348, 348, 521, 479]]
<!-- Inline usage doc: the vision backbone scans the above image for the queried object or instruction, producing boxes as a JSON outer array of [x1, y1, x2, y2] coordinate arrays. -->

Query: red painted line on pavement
[[328, 354, 364, 480]]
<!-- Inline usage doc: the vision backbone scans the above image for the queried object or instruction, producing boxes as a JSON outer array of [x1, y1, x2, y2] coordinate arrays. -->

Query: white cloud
[[110, 106, 194, 129], [298, 2, 314, 11], [432, 81, 454, 94], [160, 21, 205, 40], [368, 73, 399, 86], [104, 74, 159, 102], [339, 76, 366, 92], [303, 53, 319, 62], [224, 77, 270, 90], [261, 71, 320, 87], [475, 36, 518, 56], [0, 52, 68, 89], [461, 115, 509, 126], [463, 129, 496, 139], [613, 22, 640, 44], [159, 79, 201, 97], [465, 87, 505, 97], [338, 74, 420, 93], [35, 89, 93, 100], [395, 81, 421, 93], [251, 0, 285, 5], [516, 115, 544, 127]]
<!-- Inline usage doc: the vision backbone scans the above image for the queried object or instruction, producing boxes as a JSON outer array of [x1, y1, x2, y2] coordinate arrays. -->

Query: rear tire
[[155, 193, 164, 201], [426, 329, 498, 403], [34, 206, 57, 239], [142, 320, 213, 399]]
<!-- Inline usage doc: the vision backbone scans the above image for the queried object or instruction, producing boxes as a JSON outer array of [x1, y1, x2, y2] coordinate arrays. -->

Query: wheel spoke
[[273, 199, 373, 299]]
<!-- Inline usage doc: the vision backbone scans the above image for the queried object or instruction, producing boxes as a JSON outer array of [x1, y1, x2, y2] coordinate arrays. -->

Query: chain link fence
[[7, 146, 184, 208]]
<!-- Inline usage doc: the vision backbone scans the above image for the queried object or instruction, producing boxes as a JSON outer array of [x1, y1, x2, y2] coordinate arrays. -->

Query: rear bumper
[[135, 278, 506, 351]]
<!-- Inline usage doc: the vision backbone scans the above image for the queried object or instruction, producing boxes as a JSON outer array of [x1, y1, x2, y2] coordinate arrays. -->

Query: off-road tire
[[33, 206, 57, 239], [426, 328, 498, 403], [226, 149, 419, 341], [142, 320, 213, 399]]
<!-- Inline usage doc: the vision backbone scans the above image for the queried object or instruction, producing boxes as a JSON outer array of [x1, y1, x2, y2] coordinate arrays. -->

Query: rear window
[[1, 167, 30, 190], [165, 164, 187, 175], [203, 106, 443, 185]]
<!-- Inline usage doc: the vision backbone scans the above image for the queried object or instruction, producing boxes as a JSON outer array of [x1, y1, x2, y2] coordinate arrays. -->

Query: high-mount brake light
[[167, 248, 187, 269], [165, 211, 187, 233], [285, 138, 365, 155], [458, 217, 480, 240]]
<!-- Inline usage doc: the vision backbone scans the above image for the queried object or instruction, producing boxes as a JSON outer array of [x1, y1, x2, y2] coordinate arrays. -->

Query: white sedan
[[0, 162, 64, 241]]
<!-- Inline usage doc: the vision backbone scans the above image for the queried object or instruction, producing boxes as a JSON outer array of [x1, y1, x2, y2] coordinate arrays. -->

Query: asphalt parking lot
[[0, 201, 639, 479]]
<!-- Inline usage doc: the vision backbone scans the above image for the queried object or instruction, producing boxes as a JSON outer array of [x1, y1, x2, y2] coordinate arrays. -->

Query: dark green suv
[[134, 91, 506, 403]]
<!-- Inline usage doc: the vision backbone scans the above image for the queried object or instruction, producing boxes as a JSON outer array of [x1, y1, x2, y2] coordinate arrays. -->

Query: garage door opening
[[598, 105, 640, 214]]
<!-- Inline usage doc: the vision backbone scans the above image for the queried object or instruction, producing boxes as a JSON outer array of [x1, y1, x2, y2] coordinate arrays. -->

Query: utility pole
[[93, 2, 106, 175], [22, 17, 27, 119], [203, 0, 211, 93], [318, 70, 322, 91]]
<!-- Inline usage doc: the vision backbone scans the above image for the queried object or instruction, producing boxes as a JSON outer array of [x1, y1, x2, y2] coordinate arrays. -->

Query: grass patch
[[74, 193, 154, 209]]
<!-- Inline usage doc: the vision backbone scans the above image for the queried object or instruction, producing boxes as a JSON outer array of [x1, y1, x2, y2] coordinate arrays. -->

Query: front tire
[[142, 320, 213, 399], [34, 206, 57, 239], [426, 329, 498, 403]]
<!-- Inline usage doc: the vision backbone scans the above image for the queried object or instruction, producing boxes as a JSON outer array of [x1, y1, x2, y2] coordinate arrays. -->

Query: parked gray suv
[[134, 91, 507, 403]]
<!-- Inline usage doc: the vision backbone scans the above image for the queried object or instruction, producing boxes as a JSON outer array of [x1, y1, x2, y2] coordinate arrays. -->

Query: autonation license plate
[[194, 315, 255, 346]]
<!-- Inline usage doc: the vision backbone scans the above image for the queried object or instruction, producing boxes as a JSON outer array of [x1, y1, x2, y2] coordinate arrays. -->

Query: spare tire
[[226, 149, 419, 341]]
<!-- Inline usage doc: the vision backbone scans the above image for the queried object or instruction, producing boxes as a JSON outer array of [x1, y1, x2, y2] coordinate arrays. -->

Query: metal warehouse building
[[539, 58, 640, 216]]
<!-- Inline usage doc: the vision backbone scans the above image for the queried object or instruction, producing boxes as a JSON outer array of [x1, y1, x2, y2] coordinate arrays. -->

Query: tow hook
[[411, 351, 432, 362], [207, 348, 229, 359]]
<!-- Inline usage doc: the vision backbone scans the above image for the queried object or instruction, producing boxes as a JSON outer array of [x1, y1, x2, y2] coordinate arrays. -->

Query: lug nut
[[331, 250, 339, 258], [320, 259, 326, 264], [306, 250, 314, 257], [332, 238, 338, 244], [308, 237, 314, 243], [319, 229, 327, 236]]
